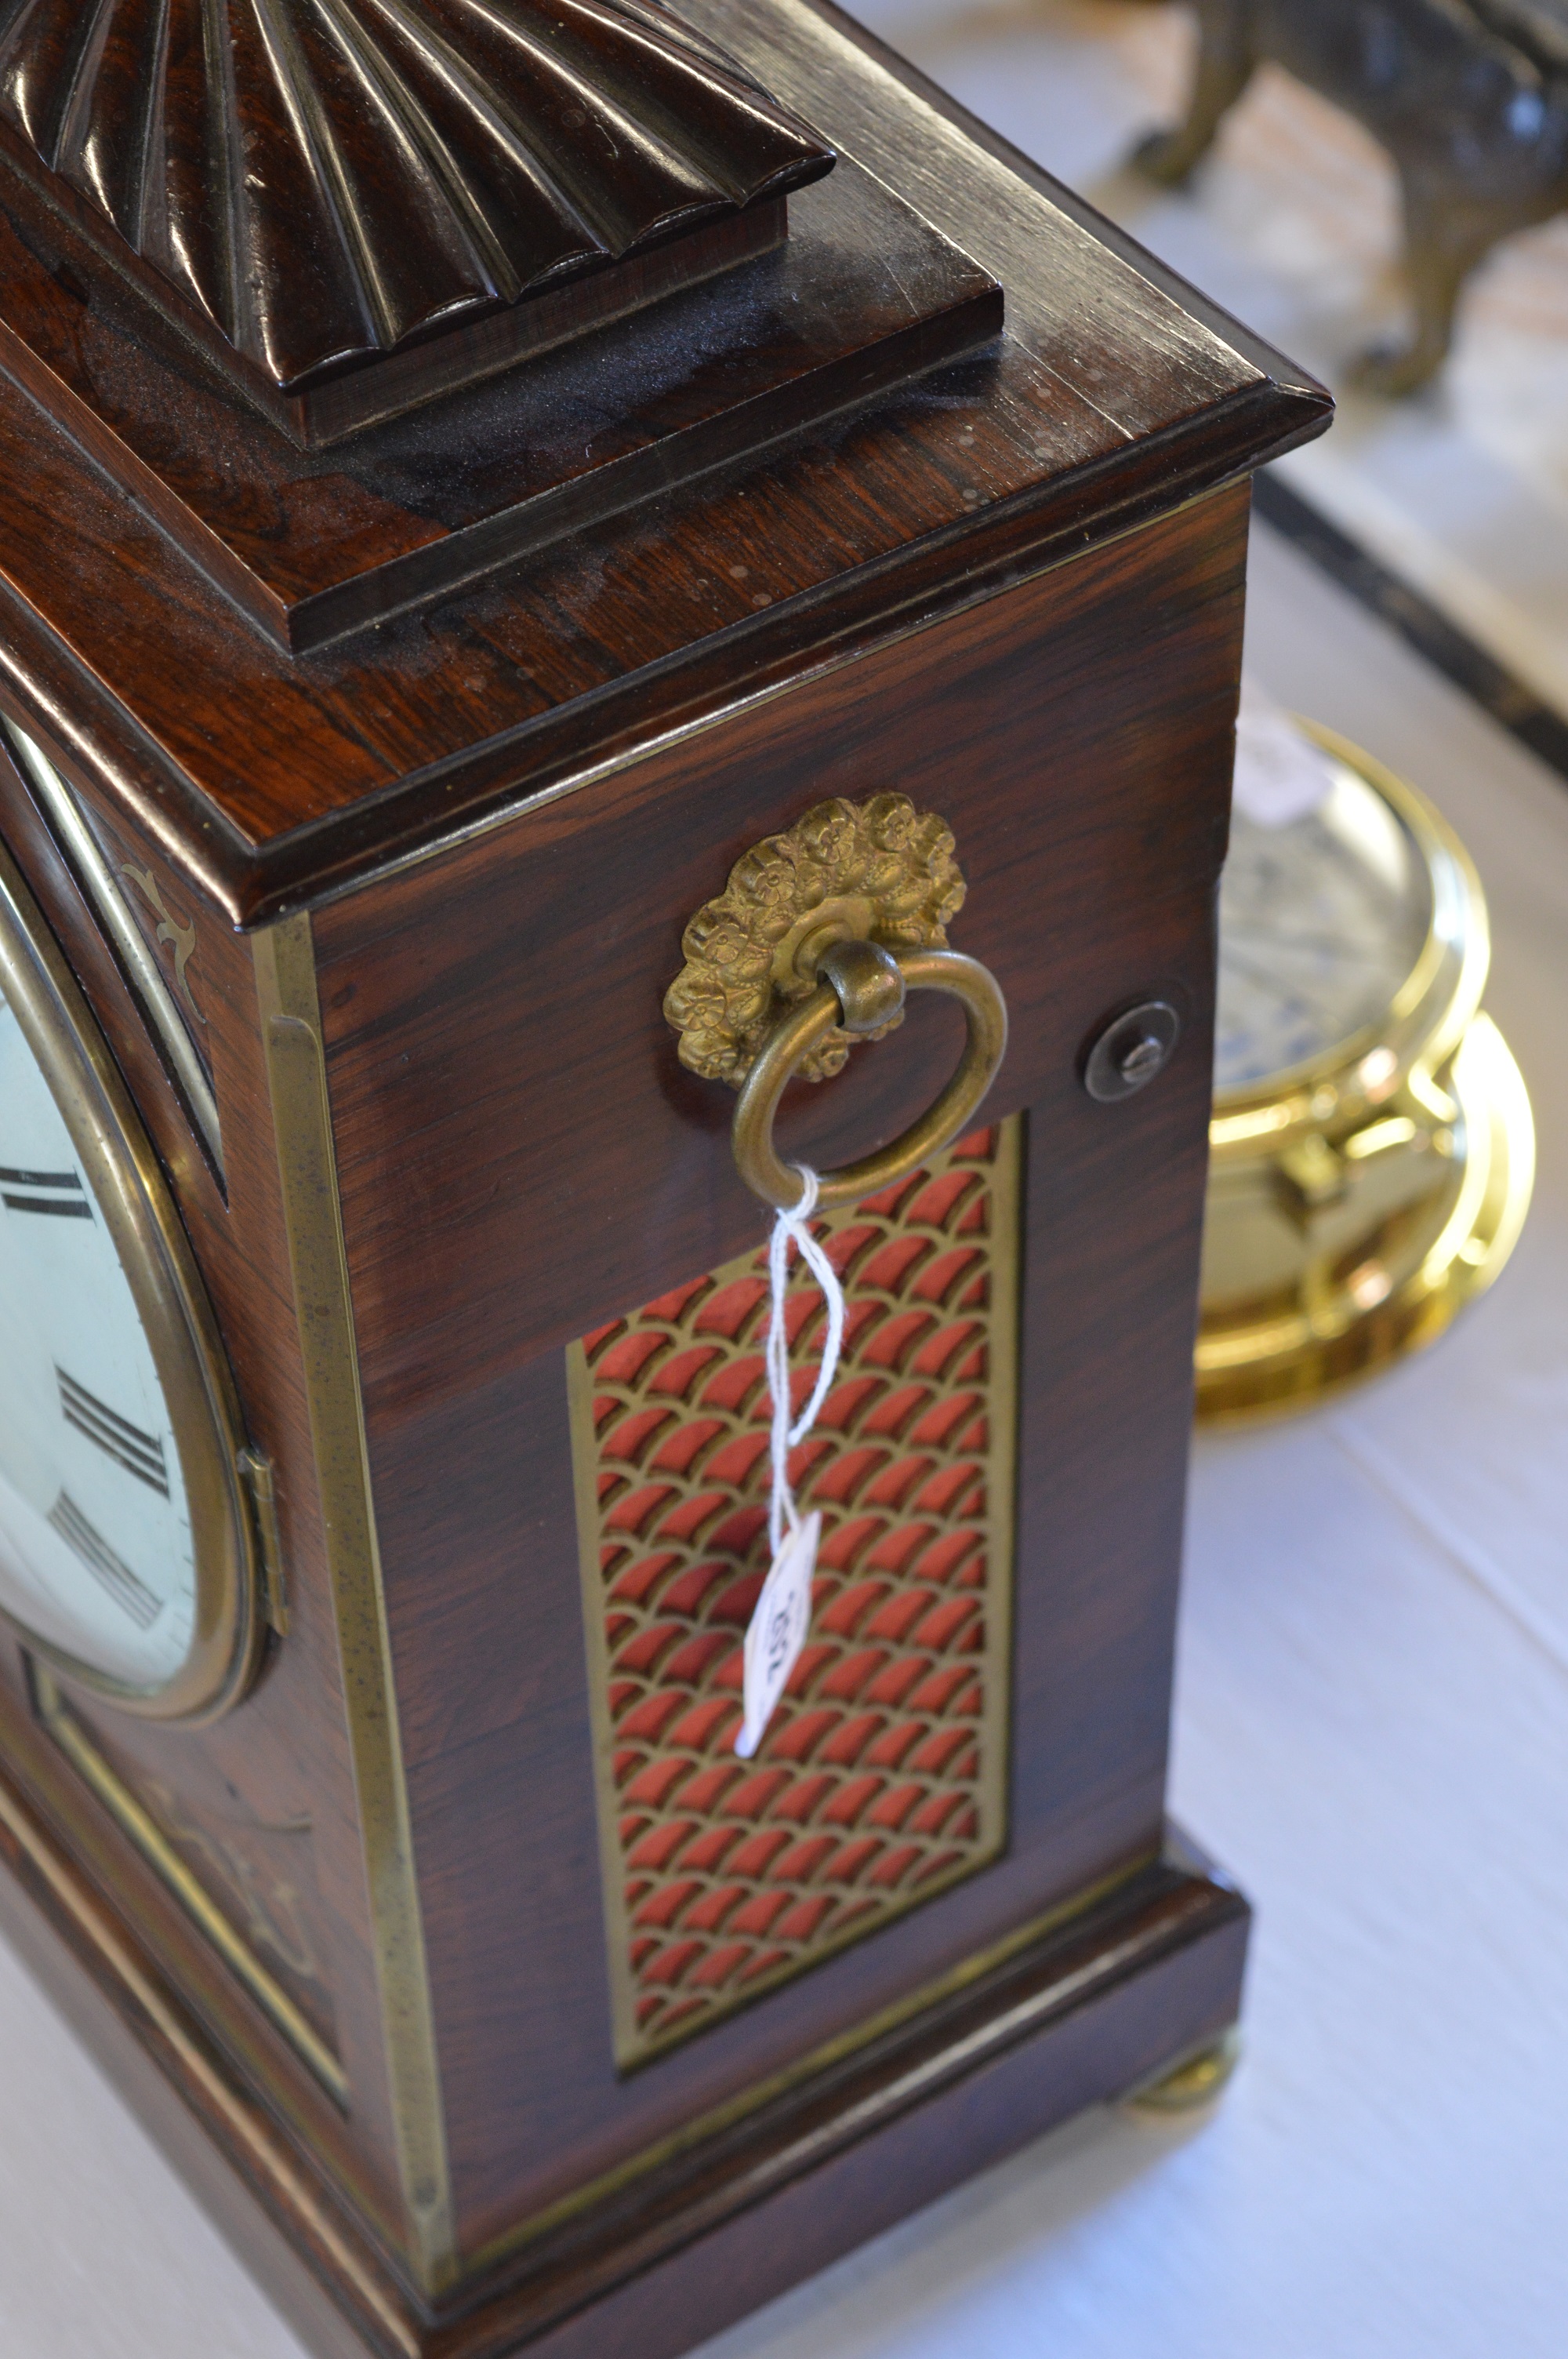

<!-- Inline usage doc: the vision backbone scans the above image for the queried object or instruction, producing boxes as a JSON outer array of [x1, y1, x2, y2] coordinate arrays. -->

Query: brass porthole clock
[[0, 775, 263, 1722], [1197, 715, 1534, 1420]]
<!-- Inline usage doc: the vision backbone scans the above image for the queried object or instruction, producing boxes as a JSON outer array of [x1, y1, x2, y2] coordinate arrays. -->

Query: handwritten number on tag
[[735, 1510, 818, 1759]]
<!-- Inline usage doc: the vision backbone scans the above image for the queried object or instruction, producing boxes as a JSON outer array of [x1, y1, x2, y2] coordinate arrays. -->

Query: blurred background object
[[860, 0, 1568, 764], [1135, 0, 1568, 395], [1197, 700, 1534, 1419]]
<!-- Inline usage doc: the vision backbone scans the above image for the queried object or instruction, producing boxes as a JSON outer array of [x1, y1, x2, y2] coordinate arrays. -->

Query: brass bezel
[[1209, 722, 1489, 1165], [0, 836, 263, 1721], [1197, 1015, 1534, 1420], [0, 718, 223, 1176], [1199, 724, 1533, 1422]]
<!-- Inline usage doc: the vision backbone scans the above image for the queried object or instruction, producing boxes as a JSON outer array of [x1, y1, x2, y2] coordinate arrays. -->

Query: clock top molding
[[0, 0, 835, 408], [0, 0, 1330, 927]]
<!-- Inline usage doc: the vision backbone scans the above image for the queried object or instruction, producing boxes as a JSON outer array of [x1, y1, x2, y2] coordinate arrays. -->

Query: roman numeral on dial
[[0, 1165, 89, 1218], [48, 1491, 162, 1630], [56, 1367, 169, 1496]]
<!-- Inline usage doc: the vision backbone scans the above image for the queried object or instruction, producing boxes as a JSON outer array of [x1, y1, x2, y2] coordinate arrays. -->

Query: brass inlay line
[[253, 916, 456, 2294], [0, 1758, 416, 2355], [31, 1665, 347, 2103]]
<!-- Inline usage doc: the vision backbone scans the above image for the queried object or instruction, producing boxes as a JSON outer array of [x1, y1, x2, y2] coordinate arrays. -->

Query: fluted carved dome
[[0, 0, 836, 392]]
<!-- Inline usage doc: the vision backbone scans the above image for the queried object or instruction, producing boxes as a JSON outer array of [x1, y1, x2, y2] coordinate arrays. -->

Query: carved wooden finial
[[0, 0, 835, 402]]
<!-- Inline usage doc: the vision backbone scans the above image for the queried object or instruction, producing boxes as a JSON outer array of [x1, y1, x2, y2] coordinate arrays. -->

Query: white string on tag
[[734, 1166, 846, 1760], [764, 1168, 844, 1559]]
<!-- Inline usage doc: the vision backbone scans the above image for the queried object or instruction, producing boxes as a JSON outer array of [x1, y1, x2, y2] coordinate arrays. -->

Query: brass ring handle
[[732, 943, 1009, 1211]]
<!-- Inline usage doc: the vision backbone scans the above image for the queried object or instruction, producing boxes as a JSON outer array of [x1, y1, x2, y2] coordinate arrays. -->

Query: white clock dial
[[0, 790, 258, 1721], [1215, 754, 1432, 1093], [0, 998, 196, 1686]]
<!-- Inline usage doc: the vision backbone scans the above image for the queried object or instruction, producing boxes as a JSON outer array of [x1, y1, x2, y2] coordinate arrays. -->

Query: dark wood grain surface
[[313, 482, 1249, 2250], [0, 0, 1324, 921], [0, 1744, 1247, 2359], [432, 1852, 1249, 2359], [0, 748, 418, 2262], [0, 161, 999, 649]]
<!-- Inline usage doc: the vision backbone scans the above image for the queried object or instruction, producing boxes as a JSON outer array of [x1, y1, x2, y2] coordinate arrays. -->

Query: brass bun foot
[[1196, 1013, 1534, 1425], [1123, 2025, 1242, 2117]]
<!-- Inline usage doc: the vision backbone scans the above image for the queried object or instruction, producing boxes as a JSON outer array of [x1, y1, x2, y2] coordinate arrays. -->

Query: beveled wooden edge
[[818, 0, 1326, 408], [0, 151, 997, 657], [0, 0, 1329, 931], [0, 450, 1301, 940], [249, 453, 1299, 926], [0, 1703, 1247, 2359]]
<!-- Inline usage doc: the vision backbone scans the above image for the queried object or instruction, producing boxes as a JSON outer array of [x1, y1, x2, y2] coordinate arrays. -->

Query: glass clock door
[[0, 998, 198, 1686], [0, 827, 259, 1718], [1215, 754, 1432, 1092]]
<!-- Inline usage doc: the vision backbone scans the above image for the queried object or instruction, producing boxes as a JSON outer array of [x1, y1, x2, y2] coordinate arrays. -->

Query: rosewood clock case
[[0, 2, 1329, 2354]]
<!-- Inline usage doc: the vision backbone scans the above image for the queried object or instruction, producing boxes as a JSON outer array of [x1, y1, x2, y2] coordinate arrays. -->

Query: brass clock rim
[[1209, 722, 1489, 1165], [0, 838, 263, 1722], [1196, 1012, 1534, 1423]]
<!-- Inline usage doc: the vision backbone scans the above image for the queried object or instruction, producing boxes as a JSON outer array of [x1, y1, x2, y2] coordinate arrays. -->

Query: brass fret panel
[[569, 1118, 1020, 2066]]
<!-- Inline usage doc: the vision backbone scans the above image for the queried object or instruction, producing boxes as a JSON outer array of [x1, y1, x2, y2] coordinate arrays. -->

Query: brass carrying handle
[[731, 941, 1009, 1212]]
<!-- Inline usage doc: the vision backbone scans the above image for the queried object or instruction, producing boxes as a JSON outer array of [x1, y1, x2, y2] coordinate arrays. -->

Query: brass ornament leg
[[1123, 2025, 1242, 2117], [1131, 0, 1254, 188]]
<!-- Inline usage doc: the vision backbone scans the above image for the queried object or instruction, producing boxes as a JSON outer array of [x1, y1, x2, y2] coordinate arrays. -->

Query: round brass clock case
[[0, 836, 263, 1719], [1196, 724, 1534, 1422]]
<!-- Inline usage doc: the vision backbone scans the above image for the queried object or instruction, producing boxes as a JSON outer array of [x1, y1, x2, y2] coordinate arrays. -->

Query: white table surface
[[2, 558, 1566, 2350]]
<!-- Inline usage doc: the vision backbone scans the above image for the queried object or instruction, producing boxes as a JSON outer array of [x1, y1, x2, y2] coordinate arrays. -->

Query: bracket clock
[[0, 2, 1329, 2353]]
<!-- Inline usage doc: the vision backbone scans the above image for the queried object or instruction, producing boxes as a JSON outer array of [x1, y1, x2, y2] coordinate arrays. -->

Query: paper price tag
[[735, 1511, 819, 1760]]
